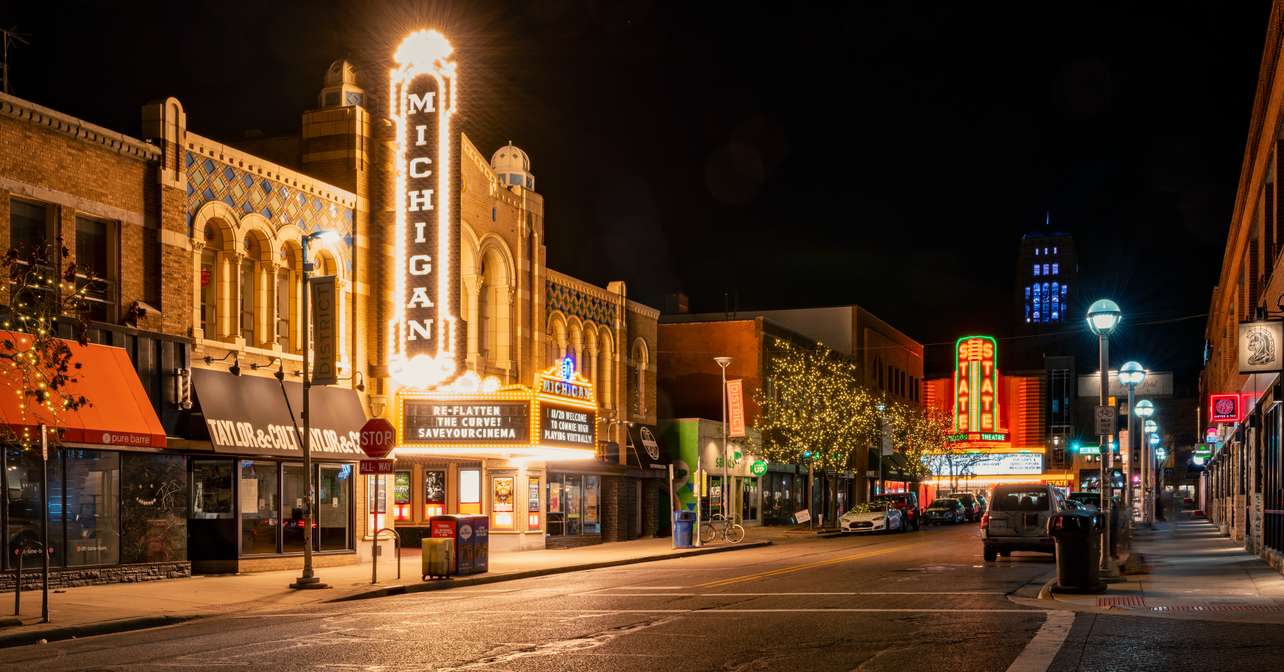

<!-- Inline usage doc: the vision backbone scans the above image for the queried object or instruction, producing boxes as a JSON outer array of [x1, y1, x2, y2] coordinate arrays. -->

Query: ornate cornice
[[0, 91, 160, 161]]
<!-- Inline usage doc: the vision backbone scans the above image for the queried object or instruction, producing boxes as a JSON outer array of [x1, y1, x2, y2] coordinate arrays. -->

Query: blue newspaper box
[[430, 514, 489, 575]]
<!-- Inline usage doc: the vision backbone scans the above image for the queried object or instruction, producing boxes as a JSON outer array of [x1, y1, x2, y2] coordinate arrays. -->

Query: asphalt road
[[7, 523, 1284, 671]]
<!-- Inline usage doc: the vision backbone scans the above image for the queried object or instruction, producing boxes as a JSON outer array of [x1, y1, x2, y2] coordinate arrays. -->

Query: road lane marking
[[1005, 610, 1074, 672], [697, 540, 933, 588], [449, 608, 1039, 614], [571, 591, 1008, 597]]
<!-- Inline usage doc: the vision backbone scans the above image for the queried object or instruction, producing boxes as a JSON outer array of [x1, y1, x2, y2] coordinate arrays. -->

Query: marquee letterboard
[[539, 403, 596, 449], [403, 400, 530, 445]]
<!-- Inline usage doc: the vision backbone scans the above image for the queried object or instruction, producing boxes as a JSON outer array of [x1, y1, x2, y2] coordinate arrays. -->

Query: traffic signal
[[1069, 440, 1080, 454], [802, 450, 812, 461]]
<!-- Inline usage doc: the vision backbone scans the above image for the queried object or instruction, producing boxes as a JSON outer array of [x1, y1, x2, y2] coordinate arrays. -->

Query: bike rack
[[371, 527, 401, 584]]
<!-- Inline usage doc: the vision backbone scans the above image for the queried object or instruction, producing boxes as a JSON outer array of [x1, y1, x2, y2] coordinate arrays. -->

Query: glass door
[[565, 475, 582, 535], [317, 464, 351, 551], [282, 463, 307, 552], [546, 476, 565, 537]]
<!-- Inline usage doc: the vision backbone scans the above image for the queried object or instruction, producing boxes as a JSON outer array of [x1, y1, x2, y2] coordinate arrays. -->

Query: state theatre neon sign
[[389, 29, 462, 390], [952, 335, 1009, 443]]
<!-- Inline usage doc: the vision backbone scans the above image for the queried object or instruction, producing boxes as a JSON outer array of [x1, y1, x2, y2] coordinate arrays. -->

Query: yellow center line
[[697, 540, 934, 589]]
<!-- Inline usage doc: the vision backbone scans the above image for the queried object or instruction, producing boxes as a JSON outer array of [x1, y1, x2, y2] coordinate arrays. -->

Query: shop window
[[3, 446, 65, 569], [120, 453, 187, 563], [74, 216, 118, 323], [742, 477, 759, 522], [459, 468, 481, 515], [8, 199, 57, 310], [366, 474, 388, 533], [318, 464, 350, 550], [192, 459, 234, 520], [239, 460, 279, 555], [527, 476, 541, 529], [394, 470, 412, 522], [584, 475, 601, 535], [424, 470, 446, 517], [282, 464, 308, 552], [492, 475, 515, 530]]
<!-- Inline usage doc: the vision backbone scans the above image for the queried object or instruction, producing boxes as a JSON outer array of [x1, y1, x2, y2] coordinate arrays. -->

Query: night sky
[[2, 1, 1270, 379]]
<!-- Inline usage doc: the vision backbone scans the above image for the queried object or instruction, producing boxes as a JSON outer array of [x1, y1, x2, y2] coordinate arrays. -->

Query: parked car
[[922, 497, 967, 525], [944, 492, 982, 521], [870, 492, 921, 530], [1067, 492, 1100, 511], [981, 483, 1062, 561], [840, 505, 905, 534]]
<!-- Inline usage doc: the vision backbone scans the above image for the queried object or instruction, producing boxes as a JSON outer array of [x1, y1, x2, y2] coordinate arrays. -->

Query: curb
[[0, 615, 201, 649], [1037, 576, 1057, 601], [329, 539, 775, 603]]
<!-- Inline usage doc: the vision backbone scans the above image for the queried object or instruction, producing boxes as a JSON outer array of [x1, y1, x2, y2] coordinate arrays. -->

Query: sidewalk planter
[[1048, 512, 1105, 594]]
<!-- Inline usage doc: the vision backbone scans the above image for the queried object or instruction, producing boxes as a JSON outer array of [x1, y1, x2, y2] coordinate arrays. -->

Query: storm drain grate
[[1097, 596, 1145, 608]]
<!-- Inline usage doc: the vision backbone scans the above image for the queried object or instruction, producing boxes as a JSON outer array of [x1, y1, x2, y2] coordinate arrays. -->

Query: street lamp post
[[1144, 418, 1160, 526], [1086, 299, 1121, 574], [715, 356, 733, 522], [1118, 362, 1146, 519], [290, 229, 339, 591], [1134, 399, 1155, 525]]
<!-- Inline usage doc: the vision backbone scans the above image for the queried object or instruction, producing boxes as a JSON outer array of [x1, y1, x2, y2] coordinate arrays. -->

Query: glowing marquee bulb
[[388, 28, 462, 391]]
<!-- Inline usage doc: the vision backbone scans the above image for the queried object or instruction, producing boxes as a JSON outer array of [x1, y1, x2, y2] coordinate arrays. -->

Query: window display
[[120, 453, 186, 563], [528, 476, 541, 529], [545, 473, 601, 539], [492, 476, 515, 529], [318, 464, 350, 550], [459, 468, 481, 514], [424, 470, 446, 517], [192, 459, 233, 520], [394, 471, 412, 522]]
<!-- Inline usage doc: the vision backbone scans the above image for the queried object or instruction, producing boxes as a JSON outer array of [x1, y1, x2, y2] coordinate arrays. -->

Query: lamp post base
[[289, 576, 330, 590]]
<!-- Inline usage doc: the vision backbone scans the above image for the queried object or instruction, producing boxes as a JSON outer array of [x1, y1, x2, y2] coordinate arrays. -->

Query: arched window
[[598, 329, 613, 410], [200, 225, 221, 336], [240, 232, 270, 346], [276, 242, 302, 352], [631, 338, 649, 417], [546, 314, 567, 369], [199, 220, 235, 340], [478, 247, 511, 370]]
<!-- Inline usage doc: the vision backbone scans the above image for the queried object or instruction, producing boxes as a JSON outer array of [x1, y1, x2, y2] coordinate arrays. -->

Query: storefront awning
[[0, 334, 166, 449], [189, 368, 367, 459], [627, 424, 671, 472]]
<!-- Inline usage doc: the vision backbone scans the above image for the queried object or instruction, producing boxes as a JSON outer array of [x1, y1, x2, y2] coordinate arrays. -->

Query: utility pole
[[1, 27, 31, 95]]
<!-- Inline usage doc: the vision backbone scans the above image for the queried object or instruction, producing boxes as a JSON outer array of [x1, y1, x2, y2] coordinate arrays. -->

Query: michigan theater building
[[0, 26, 662, 589]]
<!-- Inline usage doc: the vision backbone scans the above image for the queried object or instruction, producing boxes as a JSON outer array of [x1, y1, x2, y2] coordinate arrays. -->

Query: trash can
[[422, 537, 454, 580], [673, 510, 695, 548], [1048, 511, 1105, 594], [429, 514, 490, 576]]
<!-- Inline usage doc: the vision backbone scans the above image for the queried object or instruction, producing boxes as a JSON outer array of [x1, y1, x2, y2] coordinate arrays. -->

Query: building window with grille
[[74, 216, 118, 322]]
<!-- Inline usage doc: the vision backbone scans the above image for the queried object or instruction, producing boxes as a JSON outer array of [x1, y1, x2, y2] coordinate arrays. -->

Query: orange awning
[[0, 332, 166, 449]]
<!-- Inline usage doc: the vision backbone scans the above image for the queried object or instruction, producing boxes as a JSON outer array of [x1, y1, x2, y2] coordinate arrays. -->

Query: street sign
[[360, 459, 395, 475], [310, 275, 338, 386], [1094, 406, 1117, 436], [359, 417, 397, 459], [727, 379, 746, 438], [750, 460, 767, 477]]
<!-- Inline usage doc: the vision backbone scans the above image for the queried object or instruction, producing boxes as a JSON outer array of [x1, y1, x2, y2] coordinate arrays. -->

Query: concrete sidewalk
[[0, 527, 805, 647], [1043, 510, 1284, 623]]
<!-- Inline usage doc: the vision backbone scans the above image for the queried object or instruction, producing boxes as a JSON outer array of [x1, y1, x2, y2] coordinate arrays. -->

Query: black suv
[[870, 493, 921, 531], [944, 492, 982, 522]]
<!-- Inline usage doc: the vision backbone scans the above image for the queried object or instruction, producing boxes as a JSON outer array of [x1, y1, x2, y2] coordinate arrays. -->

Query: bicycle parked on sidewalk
[[699, 512, 745, 544]]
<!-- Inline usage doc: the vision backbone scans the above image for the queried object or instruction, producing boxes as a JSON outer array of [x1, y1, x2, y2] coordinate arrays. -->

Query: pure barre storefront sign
[[388, 29, 463, 390]]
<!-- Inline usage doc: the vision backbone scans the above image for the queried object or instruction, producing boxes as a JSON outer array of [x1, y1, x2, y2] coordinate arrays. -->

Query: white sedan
[[839, 506, 904, 534]]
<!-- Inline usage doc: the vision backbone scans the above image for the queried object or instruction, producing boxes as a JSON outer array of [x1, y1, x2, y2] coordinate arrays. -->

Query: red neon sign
[[1209, 394, 1240, 424]]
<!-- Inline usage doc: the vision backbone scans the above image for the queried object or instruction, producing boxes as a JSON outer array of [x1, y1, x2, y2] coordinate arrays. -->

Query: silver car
[[981, 483, 1062, 561]]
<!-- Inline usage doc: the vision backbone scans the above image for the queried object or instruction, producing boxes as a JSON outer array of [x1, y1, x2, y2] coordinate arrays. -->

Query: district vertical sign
[[726, 379, 746, 438], [310, 275, 338, 386], [389, 29, 462, 389]]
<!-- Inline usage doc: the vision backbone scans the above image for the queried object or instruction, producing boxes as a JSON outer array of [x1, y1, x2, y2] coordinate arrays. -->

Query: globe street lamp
[[290, 228, 340, 591], [1118, 362, 1146, 515], [1134, 399, 1155, 525], [1087, 299, 1121, 573], [1144, 416, 1160, 526]]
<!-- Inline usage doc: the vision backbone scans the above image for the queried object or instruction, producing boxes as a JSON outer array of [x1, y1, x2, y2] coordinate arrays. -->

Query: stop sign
[[359, 418, 396, 459]]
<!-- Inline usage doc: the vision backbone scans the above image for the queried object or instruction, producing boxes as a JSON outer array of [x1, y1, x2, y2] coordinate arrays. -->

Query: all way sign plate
[[360, 459, 395, 475]]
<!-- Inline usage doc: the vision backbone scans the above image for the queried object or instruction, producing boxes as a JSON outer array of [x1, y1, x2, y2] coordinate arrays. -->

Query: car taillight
[[981, 513, 990, 528]]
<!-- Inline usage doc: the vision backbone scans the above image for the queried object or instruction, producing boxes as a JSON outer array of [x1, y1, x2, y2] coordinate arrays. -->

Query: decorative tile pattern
[[184, 151, 355, 248], [546, 279, 615, 325]]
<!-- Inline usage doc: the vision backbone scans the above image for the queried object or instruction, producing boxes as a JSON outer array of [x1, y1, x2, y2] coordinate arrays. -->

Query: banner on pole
[[727, 379, 746, 437], [310, 275, 339, 386]]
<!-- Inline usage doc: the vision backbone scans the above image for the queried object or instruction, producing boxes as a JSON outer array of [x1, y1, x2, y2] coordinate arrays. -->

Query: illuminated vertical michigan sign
[[389, 29, 462, 389], [953, 335, 1000, 433]]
